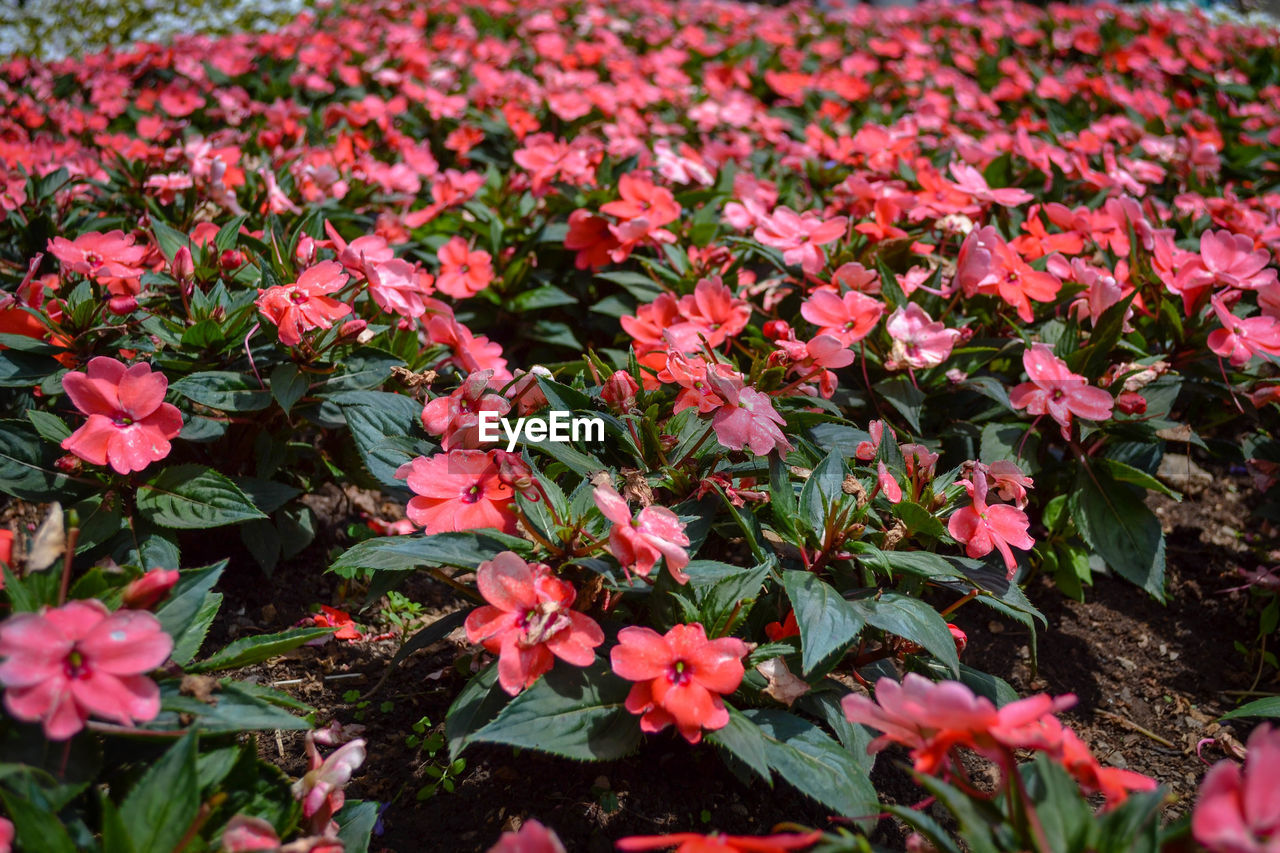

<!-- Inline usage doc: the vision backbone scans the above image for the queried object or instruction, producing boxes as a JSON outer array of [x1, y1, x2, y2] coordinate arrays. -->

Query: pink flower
[[986, 460, 1034, 509], [436, 237, 494, 299], [616, 830, 823, 852], [487, 819, 566, 853], [292, 731, 366, 836], [841, 673, 1074, 777], [800, 288, 884, 347], [700, 368, 791, 457], [947, 468, 1035, 579], [1207, 294, 1280, 367], [610, 623, 748, 744], [948, 162, 1033, 207], [0, 818, 12, 853], [885, 303, 961, 370], [1009, 343, 1114, 440], [955, 227, 1061, 323], [48, 231, 147, 279], [594, 484, 691, 583], [398, 450, 517, 535], [61, 357, 184, 475], [1199, 230, 1278, 291], [754, 207, 847, 274], [465, 552, 604, 695], [366, 257, 434, 318], [1193, 724, 1280, 853], [256, 261, 352, 347], [0, 600, 172, 739], [602, 370, 640, 411], [421, 370, 512, 450]]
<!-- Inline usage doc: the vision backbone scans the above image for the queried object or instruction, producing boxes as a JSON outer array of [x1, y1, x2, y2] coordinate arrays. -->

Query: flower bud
[[337, 319, 368, 341], [1116, 391, 1146, 415], [762, 319, 791, 340], [172, 246, 194, 280], [295, 236, 317, 265], [947, 623, 968, 656], [219, 249, 245, 271], [123, 568, 180, 609], [601, 370, 639, 411]]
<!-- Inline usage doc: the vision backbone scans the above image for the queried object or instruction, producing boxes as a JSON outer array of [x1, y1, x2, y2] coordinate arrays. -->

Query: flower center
[[461, 483, 483, 504], [115, 415, 134, 427], [63, 649, 91, 680], [290, 289, 309, 304], [667, 659, 692, 686]]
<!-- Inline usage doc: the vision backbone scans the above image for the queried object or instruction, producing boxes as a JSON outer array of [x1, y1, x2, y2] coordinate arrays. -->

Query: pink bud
[[947, 623, 968, 656], [338, 319, 368, 341], [107, 295, 138, 315], [172, 246, 194, 280], [122, 568, 180, 609], [296, 236, 317, 265], [601, 370, 639, 411]]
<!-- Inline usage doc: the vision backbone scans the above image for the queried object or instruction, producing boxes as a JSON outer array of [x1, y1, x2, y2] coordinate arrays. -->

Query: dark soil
[[202, 464, 1275, 851]]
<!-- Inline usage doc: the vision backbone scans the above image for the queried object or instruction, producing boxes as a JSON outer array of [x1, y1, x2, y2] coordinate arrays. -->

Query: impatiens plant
[[1, 0, 1280, 846]]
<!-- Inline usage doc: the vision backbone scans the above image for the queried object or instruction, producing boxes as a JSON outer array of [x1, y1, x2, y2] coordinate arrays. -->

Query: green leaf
[[798, 450, 848, 539], [120, 732, 199, 853], [1220, 697, 1280, 720], [1095, 457, 1180, 500], [156, 682, 312, 733], [0, 788, 77, 853], [171, 371, 271, 412], [137, 465, 266, 529], [155, 562, 225, 665], [0, 419, 77, 500], [510, 285, 578, 312], [1069, 467, 1165, 600], [733, 708, 878, 821], [446, 665, 507, 760], [768, 454, 798, 540], [336, 800, 381, 853], [892, 501, 948, 539], [329, 531, 531, 577], [781, 571, 864, 675], [851, 593, 960, 676], [26, 410, 71, 444], [469, 660, 640, 761], [190, 627, 333, 672], [707, 706, 772, 781], [873, 377, 924, 432], [270, 363, 309, 415]]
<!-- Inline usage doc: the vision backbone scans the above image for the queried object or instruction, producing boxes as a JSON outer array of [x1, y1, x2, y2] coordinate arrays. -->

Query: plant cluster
[[1, 0, 1280, 849]]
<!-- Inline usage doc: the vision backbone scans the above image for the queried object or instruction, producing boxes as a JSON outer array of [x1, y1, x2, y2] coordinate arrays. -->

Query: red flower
[[256, 261, 352, 347], [61, 357, 184, 475], [0, 600, 172, 739], [616, 830, 823, 852], [1207, 293, 1280, 367], [436, 237, 494, 299], [465, 551, 604, 695], [398, 450, 517, 535], [610, 623, 747, 744], [311, 606, 362, 641], [421, 369, 512, 450]]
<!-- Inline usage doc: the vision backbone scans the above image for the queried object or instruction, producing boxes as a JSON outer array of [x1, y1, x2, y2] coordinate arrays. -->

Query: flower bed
[[1, 0, 1279, 850]]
